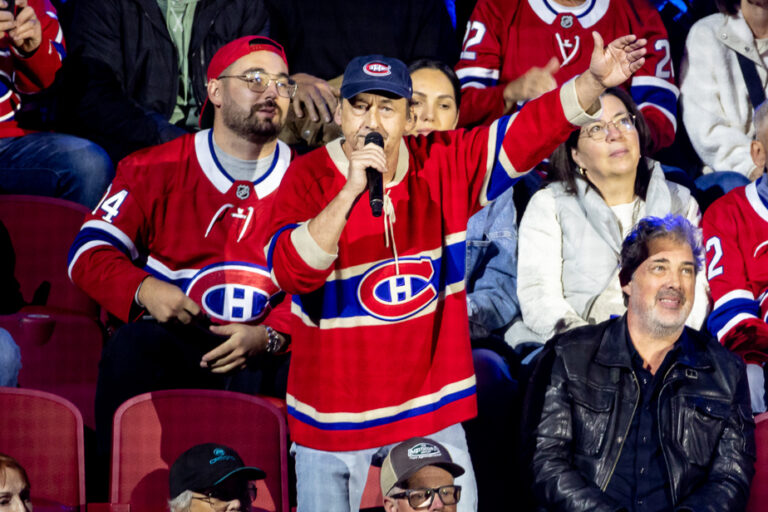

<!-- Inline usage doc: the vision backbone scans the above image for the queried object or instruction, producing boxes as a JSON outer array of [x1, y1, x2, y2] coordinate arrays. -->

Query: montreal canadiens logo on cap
[[363, 61, 392, 77]]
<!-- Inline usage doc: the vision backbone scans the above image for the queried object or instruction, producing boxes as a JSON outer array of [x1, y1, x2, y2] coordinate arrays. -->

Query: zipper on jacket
[[656, 363, 681, 504], [601, 370, 640, 492]]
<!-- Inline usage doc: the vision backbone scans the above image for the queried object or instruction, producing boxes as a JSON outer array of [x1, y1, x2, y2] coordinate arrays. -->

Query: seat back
[[111, 389, 288, 512], [0, 195, 97, 316], [0, 388, 86, 509], [748, 411, 768, 512]]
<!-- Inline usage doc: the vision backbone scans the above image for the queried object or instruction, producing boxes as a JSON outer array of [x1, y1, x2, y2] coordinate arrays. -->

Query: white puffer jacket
[[505, 163, 709, 346], [680, 11, 767, 177]]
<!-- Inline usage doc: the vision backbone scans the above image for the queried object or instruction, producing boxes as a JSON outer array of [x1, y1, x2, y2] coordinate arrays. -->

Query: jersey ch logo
[[185, 263, 279, 322], [357, 257, 438, 321]]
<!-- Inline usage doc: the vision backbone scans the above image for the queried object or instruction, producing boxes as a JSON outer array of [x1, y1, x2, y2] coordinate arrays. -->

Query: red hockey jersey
[[266, 82, 595, 450], [703, 176, 768, 364], [68, 130, 291, 332], [1, 0, 65, 139], [454, 0, 677, 152]]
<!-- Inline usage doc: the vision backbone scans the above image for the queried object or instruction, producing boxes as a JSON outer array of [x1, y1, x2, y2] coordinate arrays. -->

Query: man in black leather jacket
[[533, 215, 755, 512]]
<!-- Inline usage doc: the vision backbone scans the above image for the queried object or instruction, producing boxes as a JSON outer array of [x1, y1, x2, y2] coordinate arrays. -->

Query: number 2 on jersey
[[706, 237, 724, 279]]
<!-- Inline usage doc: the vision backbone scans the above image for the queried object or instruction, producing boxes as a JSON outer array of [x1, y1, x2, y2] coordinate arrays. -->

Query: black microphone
[[364, 132, 384, 217]]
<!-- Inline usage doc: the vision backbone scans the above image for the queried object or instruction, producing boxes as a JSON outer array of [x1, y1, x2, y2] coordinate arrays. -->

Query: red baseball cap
[[199, 36, 289, 129]]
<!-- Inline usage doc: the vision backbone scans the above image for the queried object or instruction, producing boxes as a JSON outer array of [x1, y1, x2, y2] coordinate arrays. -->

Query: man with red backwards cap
[[266, 33, 647, 511], [68, 36, 296, 458]]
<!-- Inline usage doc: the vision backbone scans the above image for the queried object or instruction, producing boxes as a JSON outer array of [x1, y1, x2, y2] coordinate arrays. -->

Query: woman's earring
[[577, 166, 586, 175]]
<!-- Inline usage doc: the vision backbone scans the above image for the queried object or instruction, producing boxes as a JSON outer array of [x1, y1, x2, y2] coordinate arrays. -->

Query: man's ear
[[207, 79, 224, 109], [405, 103, 416, 133], [334, 100, 343, 126], [383, 497, 398, 512], [751, 140, 766, 172], [621, 282, 631, 298]]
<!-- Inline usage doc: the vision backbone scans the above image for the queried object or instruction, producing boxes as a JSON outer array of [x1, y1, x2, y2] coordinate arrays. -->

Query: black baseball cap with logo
[[169, 443, 266, 499], [380, 437, 465, 496]]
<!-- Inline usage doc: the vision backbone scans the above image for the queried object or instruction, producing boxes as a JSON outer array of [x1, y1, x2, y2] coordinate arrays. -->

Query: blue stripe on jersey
[[293, 241, 466, 322], [67, 226, 134, 265], [459, 75, 498, 88], [52, 40, 66, 60], [267, 223, 300, 272], [707, 297, 759, 339], [287, 383, 476, 431], [485, 115, 518, 202], [630, 83, 678, 117]]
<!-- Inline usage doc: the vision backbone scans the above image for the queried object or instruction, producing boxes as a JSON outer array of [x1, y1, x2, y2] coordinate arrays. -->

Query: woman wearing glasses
[[508, 88, 709, 345]]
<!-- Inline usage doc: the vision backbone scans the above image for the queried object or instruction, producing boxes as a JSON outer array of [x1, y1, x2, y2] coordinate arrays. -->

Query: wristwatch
[[264, 326, 283, 354]]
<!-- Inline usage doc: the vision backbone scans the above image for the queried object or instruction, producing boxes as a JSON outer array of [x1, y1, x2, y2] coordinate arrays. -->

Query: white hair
[[169, 490, 194, 512]]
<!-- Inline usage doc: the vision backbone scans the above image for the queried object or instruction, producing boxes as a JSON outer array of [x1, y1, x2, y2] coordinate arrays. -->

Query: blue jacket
[[465, 186, 519, 339]]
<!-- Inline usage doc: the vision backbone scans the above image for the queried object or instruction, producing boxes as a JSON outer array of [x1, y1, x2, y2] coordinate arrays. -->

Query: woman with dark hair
[[0, 454, 32, 511], [507, 88, 709, 344]]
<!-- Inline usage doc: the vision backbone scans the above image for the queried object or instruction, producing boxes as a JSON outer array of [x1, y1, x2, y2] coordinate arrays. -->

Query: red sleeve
[[12, 0, 64, 93], [265, 153, 339, 295], [68, 159, 153, 322], [627, 0, 678, 153], [703, 198, 768, 363], [455, 0, 511, 127]]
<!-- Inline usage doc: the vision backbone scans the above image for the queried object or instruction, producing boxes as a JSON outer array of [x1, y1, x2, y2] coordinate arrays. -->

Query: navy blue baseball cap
[[340, 55, 412, 100]]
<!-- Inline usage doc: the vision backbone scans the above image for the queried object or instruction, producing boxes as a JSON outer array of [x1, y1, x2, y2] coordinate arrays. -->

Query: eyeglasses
[[389, 485, 462, 509], [217, 70, 297, 98], [580, 113, 636, 141], [190, 484, 257, 511]]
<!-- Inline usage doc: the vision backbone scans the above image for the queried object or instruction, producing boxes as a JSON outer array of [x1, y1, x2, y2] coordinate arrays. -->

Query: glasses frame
[[217, 71, 297, 99], [579, 113, 636, 141], [389, 484, 462, 509]]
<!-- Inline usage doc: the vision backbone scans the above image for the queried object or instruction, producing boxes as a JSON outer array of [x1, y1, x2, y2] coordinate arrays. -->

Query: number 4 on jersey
[[93, 187, 128, 223]]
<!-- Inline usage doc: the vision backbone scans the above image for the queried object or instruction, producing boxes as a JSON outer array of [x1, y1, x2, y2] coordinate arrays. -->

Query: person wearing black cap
[[265, 33, 648, 512], [169, 443, 265, 512], [381, 438, 465, 512], [69, 36, 296, 474]]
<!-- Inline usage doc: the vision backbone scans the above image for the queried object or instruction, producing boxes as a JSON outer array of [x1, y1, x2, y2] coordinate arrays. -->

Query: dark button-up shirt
[[603, 330, 688, 511]]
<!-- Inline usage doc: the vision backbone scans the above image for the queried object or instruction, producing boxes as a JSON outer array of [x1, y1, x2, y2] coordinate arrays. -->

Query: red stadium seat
[[0, 388, 86, 511], [108, 389, 289, 512], [0, 195, 97, 316], [0, 195, 105, 427], [748, 411, 768, 512]]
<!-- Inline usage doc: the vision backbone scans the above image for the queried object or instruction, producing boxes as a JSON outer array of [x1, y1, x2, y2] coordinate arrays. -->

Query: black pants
[[94, 319, 290, 460]]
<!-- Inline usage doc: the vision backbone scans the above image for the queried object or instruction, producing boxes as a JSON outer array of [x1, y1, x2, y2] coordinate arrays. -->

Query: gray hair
[[169, 490, 193, 512]]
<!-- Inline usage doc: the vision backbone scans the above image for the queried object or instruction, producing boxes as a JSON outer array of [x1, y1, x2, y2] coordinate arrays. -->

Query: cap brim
[[213, 466, 267, 487], [340, 83, 410, 100], [392, 461, 465, 492]]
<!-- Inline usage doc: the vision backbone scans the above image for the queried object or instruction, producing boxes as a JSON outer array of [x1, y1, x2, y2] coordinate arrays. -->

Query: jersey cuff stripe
[[716, 312, 758, 341], [455, 67, 500, 80], [713, 289, 756, 311], [67, 240, 110, 279], [631, 76, 680, 96], [561, 78, 601, 126], [636, 102, 677, 131], [286, 375, 476, 430], [80, 220, 139, 260], [292, 221, 337, 270]]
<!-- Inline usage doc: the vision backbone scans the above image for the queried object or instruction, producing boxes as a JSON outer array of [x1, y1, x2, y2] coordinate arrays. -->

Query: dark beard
[[224, 99, 282, 144]]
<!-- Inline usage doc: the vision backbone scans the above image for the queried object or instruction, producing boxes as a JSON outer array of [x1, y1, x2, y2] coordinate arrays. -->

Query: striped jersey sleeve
[[703, 188, 768, 364], [68, 165, 151, 322]]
